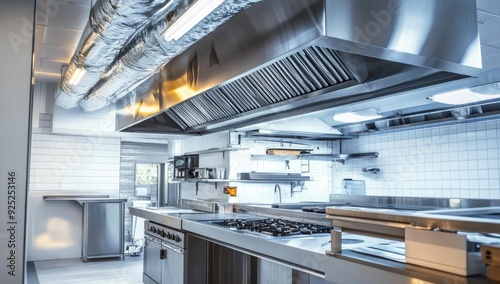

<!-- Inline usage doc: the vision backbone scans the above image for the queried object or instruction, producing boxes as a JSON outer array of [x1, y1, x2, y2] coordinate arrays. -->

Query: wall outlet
[[342, 179, 365, 195]]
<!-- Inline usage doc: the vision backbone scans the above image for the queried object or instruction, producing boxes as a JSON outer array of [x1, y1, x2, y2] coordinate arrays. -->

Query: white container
[[405, 227, 485, 276]]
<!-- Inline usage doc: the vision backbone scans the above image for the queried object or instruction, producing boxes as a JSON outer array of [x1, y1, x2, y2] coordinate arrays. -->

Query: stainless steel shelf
[[172, 178, 230, 182], [251, 152, 378, 163], [183, 147, 248, 155], [173, 178, 311, 183], [233, 179, 311, 183]]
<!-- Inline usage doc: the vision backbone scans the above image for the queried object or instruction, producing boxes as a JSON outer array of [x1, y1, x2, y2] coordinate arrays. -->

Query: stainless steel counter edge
[[129, 206, 184, 230], [325, 206, 500, 234]]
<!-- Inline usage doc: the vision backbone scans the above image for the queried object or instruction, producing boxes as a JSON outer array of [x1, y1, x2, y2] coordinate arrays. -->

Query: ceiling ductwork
[[54, 0, 261, 111], [81, 0, 260, 112], [53, 0, 174, 109], [116, 0, 481, 135]]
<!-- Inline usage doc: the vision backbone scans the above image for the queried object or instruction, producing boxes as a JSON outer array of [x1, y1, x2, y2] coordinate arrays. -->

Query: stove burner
[[213, 218, 332, 237]]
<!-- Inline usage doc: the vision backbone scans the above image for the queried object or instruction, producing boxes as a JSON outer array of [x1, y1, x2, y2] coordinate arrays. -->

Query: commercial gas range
[[212, 218, 332, 237], [143, 221, 185, 284]]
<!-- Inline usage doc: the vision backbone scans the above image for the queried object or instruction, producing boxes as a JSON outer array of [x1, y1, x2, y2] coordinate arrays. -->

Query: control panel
[[145, 221, 185, 248]]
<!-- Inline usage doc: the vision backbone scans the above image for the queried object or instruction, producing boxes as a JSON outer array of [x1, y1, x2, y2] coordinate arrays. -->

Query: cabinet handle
[[160, 249, 167, 260], [163, 243, 184, 254]]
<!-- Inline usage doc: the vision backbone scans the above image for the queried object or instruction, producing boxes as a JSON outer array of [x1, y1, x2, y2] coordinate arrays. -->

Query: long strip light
[[163, 0, 225, 42], [68, 68, 86, 85], [429, 82, 500, 105], [333, 108, 382, 123]]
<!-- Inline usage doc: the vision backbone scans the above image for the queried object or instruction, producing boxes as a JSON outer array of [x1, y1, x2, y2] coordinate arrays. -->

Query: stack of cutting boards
[[481, 244, 500, 280]]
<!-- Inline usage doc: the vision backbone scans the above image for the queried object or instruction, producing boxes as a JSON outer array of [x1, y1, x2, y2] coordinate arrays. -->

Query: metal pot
[[197, 168, 210, 179], [215, 168, 227, 180]]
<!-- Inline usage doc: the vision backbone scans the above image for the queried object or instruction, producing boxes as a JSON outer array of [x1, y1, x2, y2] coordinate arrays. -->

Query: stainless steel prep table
[[44, 195, 127, 262], [131, 205, 490, 283]]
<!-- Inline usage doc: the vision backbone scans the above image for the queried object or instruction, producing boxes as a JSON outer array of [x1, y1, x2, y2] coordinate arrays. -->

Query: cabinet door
[[144, 236, 162, 283], [161, 244, 185, 284], [85, 202, 123, 256]]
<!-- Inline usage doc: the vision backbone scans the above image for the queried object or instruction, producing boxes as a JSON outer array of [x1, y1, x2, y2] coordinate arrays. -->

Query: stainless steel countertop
[[130, 204, 490, 283], [129, 206, 205, 230], [326, 206, 500, 234]]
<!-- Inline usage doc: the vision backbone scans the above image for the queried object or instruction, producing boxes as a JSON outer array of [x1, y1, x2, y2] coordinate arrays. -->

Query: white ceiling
[[34, 0, 500, 84], [34, 0, 92, 83]]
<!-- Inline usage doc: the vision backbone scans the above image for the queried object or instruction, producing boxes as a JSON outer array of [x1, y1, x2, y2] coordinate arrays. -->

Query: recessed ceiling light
[[429, 82, 500, 105], [333, 108, 382, 123]]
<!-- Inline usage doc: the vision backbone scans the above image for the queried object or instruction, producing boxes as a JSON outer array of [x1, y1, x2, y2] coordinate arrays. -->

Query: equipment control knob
[[167, 233, 172, 239], [160, 230, 166, 237], [151, 227, 156, 233], [174, 235, 181, 243]]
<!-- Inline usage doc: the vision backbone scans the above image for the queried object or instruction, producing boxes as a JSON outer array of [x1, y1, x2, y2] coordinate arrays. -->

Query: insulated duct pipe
[[80, 0, 260, 112], [54, 0, 174, 109]]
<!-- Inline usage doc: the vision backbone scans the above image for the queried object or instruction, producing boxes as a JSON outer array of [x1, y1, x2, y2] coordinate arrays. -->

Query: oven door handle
[[160, 248, 167, 260], [162, 243, 184, 254]]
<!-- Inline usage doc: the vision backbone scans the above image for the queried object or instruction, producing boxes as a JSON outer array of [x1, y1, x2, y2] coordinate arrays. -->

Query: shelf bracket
[[290, 181, 305, 197]]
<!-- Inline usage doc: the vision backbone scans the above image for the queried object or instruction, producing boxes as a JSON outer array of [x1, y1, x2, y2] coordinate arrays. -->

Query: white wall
[[179, 132, 335, 203], [179, 132, 231, 201], [27, 105, 121, 261], [335, 118, 500, 199], [229, 139, 334, 203], [179, 117, 500, 203]]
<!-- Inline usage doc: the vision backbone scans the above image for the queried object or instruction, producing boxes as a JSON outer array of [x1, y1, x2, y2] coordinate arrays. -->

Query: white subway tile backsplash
[[336, 118, 500, 199]]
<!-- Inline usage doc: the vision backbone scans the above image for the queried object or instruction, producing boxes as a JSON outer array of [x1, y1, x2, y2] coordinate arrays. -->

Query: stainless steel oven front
[[143, 221, 185, 284]]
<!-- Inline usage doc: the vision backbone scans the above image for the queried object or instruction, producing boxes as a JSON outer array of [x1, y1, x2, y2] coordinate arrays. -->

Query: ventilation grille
[[167, 46, 354, 129]]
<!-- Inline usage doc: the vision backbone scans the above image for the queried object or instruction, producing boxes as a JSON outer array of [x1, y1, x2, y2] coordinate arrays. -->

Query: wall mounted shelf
[[183, 147, 248, 156], [251, 152, 378, 164], [173, 178, 231, 195]]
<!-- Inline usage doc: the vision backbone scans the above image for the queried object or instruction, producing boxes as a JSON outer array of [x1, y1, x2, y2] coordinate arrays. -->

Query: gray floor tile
[[31, 256, 143, 284]]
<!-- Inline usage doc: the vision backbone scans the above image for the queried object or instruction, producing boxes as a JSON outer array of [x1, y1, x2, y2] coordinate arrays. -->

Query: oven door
[[161, 242, 185, 284], [144, 235, 162, 284]]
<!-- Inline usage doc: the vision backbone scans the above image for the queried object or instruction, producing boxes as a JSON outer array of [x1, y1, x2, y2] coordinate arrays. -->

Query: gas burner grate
[[213, 218, 332, 237]]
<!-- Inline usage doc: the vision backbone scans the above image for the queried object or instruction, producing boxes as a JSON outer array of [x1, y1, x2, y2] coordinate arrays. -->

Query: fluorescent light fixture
[[333, 108, 382, 123], [429, 82, 500, 105], [68, 68, 86, 85], [163, 0, 225, 42]]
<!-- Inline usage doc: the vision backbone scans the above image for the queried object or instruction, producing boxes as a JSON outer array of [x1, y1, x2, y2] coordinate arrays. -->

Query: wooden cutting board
[[266, 149, 306, 155]]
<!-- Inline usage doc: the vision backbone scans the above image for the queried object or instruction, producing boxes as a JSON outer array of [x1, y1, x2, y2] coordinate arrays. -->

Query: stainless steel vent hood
[[116, 0, 481, 135]]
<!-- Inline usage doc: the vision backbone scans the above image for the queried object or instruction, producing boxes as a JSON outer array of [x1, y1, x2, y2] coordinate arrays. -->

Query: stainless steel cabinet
[[82, 201, 125, 262], [144, 235, 162, 283], [161, 242, 184, 283], [42, 196, 126, 263]]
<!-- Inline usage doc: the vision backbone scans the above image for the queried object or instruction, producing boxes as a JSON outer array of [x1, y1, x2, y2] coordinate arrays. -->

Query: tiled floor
[[30, 255, 143, 284]]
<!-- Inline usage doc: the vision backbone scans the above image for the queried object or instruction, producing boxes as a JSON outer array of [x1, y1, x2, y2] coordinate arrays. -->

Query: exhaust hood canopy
[[116, 0, 481, 136]]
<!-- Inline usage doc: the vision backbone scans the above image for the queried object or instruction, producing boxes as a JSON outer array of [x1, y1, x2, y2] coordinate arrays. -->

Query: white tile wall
[[336, 119, 500, 199], [180, 132, 335, 203], [27, 126, 121, 261], [229, 139, 333, 203], [180, 132, 231, 200]]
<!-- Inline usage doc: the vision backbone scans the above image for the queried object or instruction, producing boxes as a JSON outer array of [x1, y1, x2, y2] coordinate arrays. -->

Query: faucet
[[274, 184, 282, 203]]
